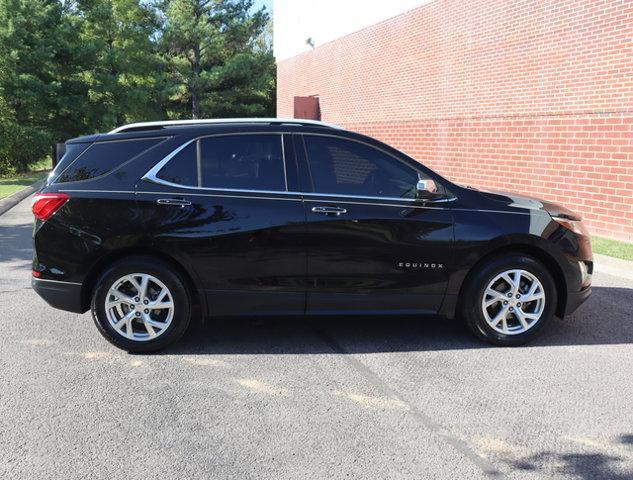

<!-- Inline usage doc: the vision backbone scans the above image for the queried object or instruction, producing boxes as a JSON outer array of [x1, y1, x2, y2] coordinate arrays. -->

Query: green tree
[[0, 0, 276, 174], [0, 0, 79, 172], [0, 95, 19, 173], [161, 0, 274, 119], [77, 0, 162, 129]]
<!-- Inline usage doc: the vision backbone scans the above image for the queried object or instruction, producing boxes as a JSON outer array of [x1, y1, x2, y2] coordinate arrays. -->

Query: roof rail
[[108, 118, 343, 134]]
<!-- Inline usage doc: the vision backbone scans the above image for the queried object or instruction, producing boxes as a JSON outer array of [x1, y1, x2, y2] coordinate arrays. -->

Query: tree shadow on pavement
[[503, 435, 633, 480], [162, 285, 633, 355], [620, 435, 633, 445]]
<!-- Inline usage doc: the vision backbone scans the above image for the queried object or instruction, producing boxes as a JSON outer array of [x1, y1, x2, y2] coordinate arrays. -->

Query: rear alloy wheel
[[91, 257, 191, 352], [462, 254, 557, 346], [105, 273, 175, 342]]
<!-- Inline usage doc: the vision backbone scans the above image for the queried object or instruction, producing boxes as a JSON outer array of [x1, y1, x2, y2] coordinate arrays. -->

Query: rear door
[[297, 133, 454, 315], [137, 133, 307, 316]]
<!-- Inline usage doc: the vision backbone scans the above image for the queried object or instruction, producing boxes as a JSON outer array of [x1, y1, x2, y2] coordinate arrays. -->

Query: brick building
[[276, 0, 633, 241]]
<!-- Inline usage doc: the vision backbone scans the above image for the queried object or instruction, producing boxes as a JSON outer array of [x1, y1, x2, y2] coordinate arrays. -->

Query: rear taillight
[[32, 193, 70, 221]]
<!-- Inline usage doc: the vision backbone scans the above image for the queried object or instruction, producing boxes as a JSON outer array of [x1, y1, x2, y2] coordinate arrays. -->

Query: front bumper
[[565, 286, 592, 315], [32, 277, 85, 313]]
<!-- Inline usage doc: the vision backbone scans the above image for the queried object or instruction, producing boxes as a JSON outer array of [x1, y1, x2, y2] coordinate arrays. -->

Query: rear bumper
[[565, 286, 592, 315], [32, 277, 85, 313]]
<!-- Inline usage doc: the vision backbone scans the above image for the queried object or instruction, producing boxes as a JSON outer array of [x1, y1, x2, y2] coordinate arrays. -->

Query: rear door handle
[[311, 206, 347, 216], [156, 198, 191, 208]]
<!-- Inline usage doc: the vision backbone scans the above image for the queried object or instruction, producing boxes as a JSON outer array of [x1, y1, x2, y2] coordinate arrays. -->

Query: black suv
[[32, 119, 592, 352]]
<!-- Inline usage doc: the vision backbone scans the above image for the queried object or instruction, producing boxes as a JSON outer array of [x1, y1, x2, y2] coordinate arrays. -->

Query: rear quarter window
[[54, 137, 164, 183], [155, 143, 198, 186], [48, 143, 90, 184]]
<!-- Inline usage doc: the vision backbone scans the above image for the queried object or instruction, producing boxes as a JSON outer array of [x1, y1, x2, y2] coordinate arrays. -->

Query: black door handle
[[156, 198, 192, 208], [311, 206, 347, 216]]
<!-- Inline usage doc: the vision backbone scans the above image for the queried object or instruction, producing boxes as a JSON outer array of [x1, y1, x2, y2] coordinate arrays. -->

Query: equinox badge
[[398, 262, 444, 269]]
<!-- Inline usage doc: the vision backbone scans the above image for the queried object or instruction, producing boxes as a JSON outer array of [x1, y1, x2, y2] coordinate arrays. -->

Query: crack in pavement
[[313, 326, 508, 480]]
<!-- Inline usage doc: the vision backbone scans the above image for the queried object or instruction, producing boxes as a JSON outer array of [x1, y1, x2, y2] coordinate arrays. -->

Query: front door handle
[[311, 206, 347, 216], [156, 198, 191, 208]]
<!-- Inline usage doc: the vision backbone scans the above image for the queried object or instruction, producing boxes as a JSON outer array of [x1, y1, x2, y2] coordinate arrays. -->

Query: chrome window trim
[[142, 185, 444, 204], [134, 190, 440, 209], [60, 187, 424, 202], [303, 192, 414, 202], [136, 189, 451, 210], [136, 190, 303, 203], [59, 188, 534, 215], [143, 132, 289, 193], [60, 189, 137, 194], [306, 198, 449, 210]]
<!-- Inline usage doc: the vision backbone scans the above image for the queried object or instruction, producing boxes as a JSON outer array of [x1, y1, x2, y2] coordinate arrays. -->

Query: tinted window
[[48, 143, 90, 184], [156, 143, 198, 186], [56, 138, 162, 183], [199, 135, 285, 191], [304, 136, 419, 198]]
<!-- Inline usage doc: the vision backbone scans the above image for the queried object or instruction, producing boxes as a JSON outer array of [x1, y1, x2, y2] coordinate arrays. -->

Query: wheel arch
[[455, 244, 568, 318], [80, 247, 204, 316]]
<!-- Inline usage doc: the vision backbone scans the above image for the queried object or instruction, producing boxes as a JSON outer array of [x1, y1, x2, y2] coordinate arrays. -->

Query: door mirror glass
[[416, 177, 438, 199]]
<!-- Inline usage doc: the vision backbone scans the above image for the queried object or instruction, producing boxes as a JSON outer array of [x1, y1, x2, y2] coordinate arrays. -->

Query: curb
[[0, 178, 46, 217], [593, 253, 633, 281]]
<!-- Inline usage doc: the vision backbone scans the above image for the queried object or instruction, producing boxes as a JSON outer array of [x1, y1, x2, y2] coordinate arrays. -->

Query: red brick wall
[[277, 0, 633, 241]]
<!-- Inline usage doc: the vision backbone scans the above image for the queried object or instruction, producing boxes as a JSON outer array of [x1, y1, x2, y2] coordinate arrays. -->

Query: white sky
[[274, 0, 432, 61]]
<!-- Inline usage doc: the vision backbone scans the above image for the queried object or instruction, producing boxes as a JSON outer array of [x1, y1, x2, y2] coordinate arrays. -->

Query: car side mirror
[[416, 177, 438, 199]]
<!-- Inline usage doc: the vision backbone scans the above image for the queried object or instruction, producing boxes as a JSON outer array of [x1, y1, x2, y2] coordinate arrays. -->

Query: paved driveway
[[1, 197, 632, 480]]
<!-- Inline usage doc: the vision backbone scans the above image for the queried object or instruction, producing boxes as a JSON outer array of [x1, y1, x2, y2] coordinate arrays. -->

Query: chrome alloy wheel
[[105, 273, 174, 341], [481, 269, 545, 335]]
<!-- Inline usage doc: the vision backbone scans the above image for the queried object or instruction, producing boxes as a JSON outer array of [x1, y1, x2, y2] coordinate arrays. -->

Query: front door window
[[303, 135, 419, 199]]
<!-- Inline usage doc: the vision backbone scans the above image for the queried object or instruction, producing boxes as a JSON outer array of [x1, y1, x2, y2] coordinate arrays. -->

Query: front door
[[296, 134, 454, 315]]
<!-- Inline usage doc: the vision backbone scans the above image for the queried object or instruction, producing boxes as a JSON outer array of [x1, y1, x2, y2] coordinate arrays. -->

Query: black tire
[[460, 253, 557, 346], [91, 256, 192, 353]]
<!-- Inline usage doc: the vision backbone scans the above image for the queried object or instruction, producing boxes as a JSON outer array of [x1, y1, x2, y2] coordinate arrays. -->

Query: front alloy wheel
[[462, 254, 557, 346], [482, 269, 545, 335]]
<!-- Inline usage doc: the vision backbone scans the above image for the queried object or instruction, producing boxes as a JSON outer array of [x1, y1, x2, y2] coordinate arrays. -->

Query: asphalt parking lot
[[1, 196, 632, 480]]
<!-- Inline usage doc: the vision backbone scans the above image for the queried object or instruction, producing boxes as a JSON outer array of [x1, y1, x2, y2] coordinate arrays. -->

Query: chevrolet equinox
[[31, 119, 593, 352]]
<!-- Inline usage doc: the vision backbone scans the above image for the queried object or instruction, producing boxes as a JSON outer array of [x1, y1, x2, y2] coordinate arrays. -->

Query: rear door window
[[55, 138, 163, 183], [154, 134, 286, 191], [199, 135, 285, 191]]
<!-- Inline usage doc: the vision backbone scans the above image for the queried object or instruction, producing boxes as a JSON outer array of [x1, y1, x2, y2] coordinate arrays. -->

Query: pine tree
[[77, 0, 162, 129], [161, 0, 273, 119], [0, 0, 72, 171], [0, 0, 276, 173]]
